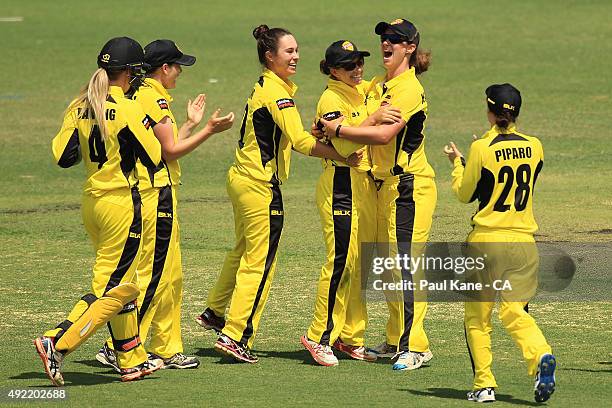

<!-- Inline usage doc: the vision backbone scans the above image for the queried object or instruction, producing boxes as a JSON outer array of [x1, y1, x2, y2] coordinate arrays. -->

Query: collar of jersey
[[327, 78, 365, 104], [491, 123, 517, 135], [381, 66, 416, 91], [263, 69, 297, 96], [108, 86, 125, 98], [144, 78, 173, 102]]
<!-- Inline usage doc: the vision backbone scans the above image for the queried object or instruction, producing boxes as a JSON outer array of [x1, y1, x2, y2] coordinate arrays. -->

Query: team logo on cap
[[101, 54, 110, 63], [341, 41, 355, 51], [390, 18, 404, 25]]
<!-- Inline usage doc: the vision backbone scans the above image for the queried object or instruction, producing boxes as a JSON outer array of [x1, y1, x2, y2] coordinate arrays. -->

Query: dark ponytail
[[493, 110, 516, 129], [253, 24, 293, 67], [319, 59, 331, 75]]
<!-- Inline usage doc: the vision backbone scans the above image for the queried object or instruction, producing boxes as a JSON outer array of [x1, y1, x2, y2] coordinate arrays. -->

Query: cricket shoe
[[120, 359, 163, 382], [195, 308, 226, 333], [153, 352, 200, 369], [301, 335, 338, 367], [333, 339, 377, 362], [214, 333, 258, 363], [467, 387, 496, 403], [34, 336, 64, 387], [534, 353, 556, 403], [392, 350, 433, 371], [369, 341, 398, 359], [96, 343, 120, 373]]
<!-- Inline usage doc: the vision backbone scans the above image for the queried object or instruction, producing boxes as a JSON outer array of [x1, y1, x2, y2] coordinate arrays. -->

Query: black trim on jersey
[[57, 129, 81, 168], [252, 106, 282, 177], [469, 168, 495, 210], [257, 76, 264, 87], [104, 187, 142, 293], [533, 160, 543, 190], [241, 184, 284, 345], [391, 110, 426, 176], [117, 126, 158, 176], [488, 133, 527, 146], [139, 186, 174, 323], [320, 167, 352, 345], [107, 95, 116, 104], [396, 173, 416, 351]]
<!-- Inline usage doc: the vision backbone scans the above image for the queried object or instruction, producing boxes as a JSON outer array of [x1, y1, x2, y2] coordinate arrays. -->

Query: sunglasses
[[380, 33, 410, 44], [335, 59, 364, 71]]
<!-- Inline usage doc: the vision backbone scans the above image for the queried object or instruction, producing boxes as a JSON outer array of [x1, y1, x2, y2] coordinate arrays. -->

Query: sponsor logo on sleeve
[[276, 98, 295, 110], [157, 98, 169, 110], [142, 116, 151, 129]]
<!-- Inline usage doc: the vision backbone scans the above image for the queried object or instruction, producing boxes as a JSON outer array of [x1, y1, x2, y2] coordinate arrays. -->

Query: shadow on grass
[[10, 371, 118, 387], [73, 359, 116, 371], [404, 388, 540, 406]]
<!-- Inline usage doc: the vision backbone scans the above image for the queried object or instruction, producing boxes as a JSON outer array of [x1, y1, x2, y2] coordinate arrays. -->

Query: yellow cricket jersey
[[365, 68, 435, 179], [451, 124, 544, 234], [131, 78, 179, 190], [234, 69, 317, 184], [316, 78, 371, 172], [52, 86, 162, 197]]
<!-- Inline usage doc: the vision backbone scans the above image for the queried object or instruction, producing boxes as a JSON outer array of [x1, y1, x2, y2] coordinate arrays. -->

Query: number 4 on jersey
[[88, 125, 107, 169]]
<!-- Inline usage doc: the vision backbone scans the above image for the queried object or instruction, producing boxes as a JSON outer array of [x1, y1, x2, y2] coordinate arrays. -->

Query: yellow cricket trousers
[[377, 174, 436, 352], [307, 167, 375, 346], [106, 184, 183, 358], [45, 187, 147, 368], [465, 229, 552, 389], [207, 166, 284, 348]]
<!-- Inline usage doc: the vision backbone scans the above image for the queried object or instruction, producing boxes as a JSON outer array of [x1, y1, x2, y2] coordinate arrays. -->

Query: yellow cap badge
[[101, 54, 110, 63], [390, 18, 404, 25], [341, 41, 354, 51]]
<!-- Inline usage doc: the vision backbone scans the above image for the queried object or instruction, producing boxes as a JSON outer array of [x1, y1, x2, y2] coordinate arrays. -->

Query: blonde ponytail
[[65, 68, 110, 140]]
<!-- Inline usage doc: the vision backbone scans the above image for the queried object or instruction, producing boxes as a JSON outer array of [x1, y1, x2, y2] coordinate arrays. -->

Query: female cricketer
[[302, 39, 400, 366], [95, 39, 234, 371], [197, 25, 361, 363], [320, 18, 436, 371], [35, 37, 163, 385], [443, 83, 556, 403]]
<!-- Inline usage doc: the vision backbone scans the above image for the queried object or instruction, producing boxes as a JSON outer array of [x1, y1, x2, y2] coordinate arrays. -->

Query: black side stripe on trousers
[[240, 184, 284, 345], [396, 174, 416, 351], [320, 167, 352, 345], [464, 325, 476, 376], [139, 185, 174, 323], [104, 187, 142, 293]]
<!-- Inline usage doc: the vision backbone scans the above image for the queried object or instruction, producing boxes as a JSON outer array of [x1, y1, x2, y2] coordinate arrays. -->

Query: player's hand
[[346, 148, 364, 167], [443, 141, 463, 163], [311, 120, 325, 139], [187, 94, 206, 126], [205, 109, 235, 134], [319, 116, 345, 138], [372, 105, 402, 125]]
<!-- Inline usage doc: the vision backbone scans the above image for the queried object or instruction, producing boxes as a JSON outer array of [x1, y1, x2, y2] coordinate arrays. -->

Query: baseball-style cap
[[144, 40, 196, 68], [97, 37, 145, 70], [324, 40, 370, 67], [374, 18, 420, 44], [485, 83, 522, 116]]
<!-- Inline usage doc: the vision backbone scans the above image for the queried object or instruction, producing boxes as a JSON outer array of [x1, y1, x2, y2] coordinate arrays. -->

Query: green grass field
[[1, 0, 611, 406]]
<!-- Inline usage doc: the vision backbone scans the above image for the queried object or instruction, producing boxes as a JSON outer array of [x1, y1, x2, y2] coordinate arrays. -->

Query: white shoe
[[392, 351, 432, 371], [300, 335, 338, 367], [369, 341, 398, 359], [467, 387, 496, 403]]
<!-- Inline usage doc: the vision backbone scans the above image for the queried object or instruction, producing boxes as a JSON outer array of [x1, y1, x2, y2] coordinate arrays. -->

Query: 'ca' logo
[[101, 54, 110, 63]]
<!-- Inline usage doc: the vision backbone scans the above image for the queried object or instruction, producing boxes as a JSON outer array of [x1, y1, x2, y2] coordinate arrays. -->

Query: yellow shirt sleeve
[[316, 92, 357, 158], [136, 91, 169, 124], [52, 107, 82, 168], [451, 141, 482, 203], [268, 96, 316, 156], [395, 88, 425, 122], [123, 102, 162, 168]]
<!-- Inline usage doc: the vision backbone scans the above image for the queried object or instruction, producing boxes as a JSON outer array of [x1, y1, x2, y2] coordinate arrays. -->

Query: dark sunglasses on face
[[336, 59, 364, 71], [380, 33, 410, 44]]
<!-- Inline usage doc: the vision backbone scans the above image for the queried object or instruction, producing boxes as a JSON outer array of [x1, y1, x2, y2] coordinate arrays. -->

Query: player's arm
[[52, 108, 81, 168], [320, 116, 405, 145], [444, 140, 482, 203], [124, 105, 162, 169]]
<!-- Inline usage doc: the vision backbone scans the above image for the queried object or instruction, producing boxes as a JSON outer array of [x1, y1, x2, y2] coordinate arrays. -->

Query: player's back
[[470, 124, 543, 234]]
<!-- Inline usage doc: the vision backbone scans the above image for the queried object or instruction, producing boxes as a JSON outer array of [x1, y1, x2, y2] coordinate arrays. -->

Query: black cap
[[97, 37, 145, 71], [144, 40, 196, 68], [324, 40, 370, 67], [485, 83, 522, 117], [375, 18, 420, 44]]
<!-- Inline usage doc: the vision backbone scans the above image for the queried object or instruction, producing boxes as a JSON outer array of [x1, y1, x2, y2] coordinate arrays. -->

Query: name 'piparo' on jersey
[[365, 67, 435, 179], [52, 85, 162, 197], [451, 124, 544, 234], [234, 69, 317, 184], [316, 78, 371, 172], [131, 77, 178, 190]]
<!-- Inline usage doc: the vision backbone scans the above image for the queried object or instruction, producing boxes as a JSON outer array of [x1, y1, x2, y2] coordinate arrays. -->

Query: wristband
[[335, 124, 342, 138]]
